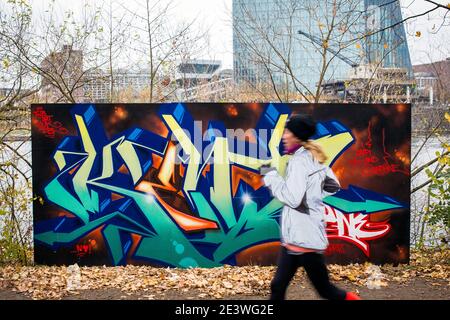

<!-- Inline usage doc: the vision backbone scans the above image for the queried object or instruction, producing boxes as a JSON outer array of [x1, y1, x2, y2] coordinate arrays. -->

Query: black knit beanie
[[285, 114, 316, 141]]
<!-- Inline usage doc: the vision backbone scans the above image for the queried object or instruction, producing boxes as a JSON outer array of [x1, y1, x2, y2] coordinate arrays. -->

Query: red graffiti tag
[[324, 206, 391, 257], [32, 106, 69, 138], [350, 122, 408, 177], [325, 243, 346, 255], [71, 239, 96, 258]]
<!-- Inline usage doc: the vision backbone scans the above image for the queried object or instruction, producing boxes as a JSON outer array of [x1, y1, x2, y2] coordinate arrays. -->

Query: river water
[[411, 136, 448, 246]]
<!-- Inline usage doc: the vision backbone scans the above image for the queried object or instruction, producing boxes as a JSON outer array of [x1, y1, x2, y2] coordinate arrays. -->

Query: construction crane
[[297, 30, 358, 68]]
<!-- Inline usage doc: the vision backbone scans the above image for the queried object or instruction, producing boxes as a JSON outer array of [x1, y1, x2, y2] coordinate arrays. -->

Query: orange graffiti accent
[[179, 164, 185, 177], [226, 105, 238, 117], [87, 227, 104, 244], [114, 105, 128, 120], [150, 181, 177, 193], [145, 114, 169, 137], [136, 181, 218, 232], [177, 190, 185, 198], [396, 104, 407, 113], [128, 233, 142, 258], [151, 145, 178, 193], [118, 164, 130, 175], [370, 211, 392, 222], [236, 241, 280, 265], [152, 154, 163, 169], [231, 165, 264, 196], [334, 166, 345, 180], [381, 128, 409, 175], [396, 245, 409, 261], [57, 211, 76, 218], [202, 164, 211, 178], [395, 150, 410, 166], [111, 192, 125, 201], [248, 103, 260, 112], [69, 164, 80, 175]]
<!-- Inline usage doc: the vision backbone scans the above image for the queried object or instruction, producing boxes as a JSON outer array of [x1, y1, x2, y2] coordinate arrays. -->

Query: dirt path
[[1, 277, 447, 300]]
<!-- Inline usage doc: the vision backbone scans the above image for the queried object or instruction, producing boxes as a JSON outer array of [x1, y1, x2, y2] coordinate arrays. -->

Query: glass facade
[[364, 0, 413, 74], [233, 0, 413, 92]]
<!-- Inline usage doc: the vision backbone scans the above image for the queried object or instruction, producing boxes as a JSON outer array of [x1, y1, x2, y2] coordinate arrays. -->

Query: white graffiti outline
[[324, 206, 391, 256]]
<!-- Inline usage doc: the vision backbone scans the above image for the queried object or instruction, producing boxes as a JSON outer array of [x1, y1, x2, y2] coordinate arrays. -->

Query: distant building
[[413, 58, 450, 102], [39, 47, 231, 102], [39, 45, 84, 102], [0, 88, 10, 99], [173, 61, 233, 101], [84, 69, 152, 102], [84, 60, 229, 102], [217, 68, 233, 80], [39, 45, 156, 103], [83, 70, 111, 102], [233, 0, 413, 91], [174, 59, 222, 88], [365, 0, 413, 75], [0, 87, 33, 103], [85, 61, 227, 102], [413, 72, 437, 104], [321, 65, 414, 103], [0, 87, 12, 108]]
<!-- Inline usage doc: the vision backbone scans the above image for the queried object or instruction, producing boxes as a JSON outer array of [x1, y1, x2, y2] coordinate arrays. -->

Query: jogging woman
[[260, 114, 361, 301]]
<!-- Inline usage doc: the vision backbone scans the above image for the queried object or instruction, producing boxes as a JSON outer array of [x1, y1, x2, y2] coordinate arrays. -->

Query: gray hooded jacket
[[263, 147, 340, 251]]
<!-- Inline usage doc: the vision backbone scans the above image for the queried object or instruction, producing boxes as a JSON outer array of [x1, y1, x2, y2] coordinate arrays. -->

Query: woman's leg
[[301, 253, 347, 300], [270, 247, 299, 300]]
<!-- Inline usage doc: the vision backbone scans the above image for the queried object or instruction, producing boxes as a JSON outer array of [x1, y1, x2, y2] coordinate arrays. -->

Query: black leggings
[[270, 247, 347, 300]]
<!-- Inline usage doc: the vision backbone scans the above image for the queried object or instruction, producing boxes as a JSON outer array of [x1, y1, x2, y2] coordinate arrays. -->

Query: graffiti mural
[[32, 103, 411, 267]]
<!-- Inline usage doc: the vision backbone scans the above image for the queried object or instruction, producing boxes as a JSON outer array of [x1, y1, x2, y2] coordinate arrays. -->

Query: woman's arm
[[323, 167, 341, 196], [262, 158, 308, 209]]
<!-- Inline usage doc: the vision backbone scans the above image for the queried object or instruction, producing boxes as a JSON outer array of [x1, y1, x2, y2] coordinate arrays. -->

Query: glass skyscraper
[[233, 0, 413, 92], [364, 0, 413, 72]]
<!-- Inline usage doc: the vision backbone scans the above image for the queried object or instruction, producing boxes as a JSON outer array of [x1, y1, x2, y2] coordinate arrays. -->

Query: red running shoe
[[345, 292, 362, 300]]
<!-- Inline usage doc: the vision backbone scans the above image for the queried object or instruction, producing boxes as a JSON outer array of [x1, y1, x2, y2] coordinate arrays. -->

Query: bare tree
[[118, 0, 210, 103], [348, 0, 450, 45], [1, 1, 110, 103], [233, 0, 450, 104], [233, 0, 369, 103], [408, 38, 450, 248], [86, 0, 134, 103]]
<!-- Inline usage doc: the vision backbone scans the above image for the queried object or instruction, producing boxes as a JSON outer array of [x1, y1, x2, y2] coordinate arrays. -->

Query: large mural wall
[[31, 103, 411, 267]]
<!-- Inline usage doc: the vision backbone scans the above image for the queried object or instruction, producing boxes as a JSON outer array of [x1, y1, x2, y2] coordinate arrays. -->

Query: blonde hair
[[303, 140, 328, 164]]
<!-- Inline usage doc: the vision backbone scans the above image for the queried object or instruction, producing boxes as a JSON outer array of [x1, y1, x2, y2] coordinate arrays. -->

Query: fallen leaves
[[0, 248, 448, 299], [365, 265, 388, 289], [0, 264, 275, 300], [328, 263, 367, 285]]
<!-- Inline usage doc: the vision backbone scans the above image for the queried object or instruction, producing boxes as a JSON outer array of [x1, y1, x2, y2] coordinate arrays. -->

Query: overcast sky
[[21, 0, 450, 68]]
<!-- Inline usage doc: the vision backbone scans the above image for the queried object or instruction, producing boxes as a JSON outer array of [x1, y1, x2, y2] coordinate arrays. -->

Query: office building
[[233, 0, 413, 92]]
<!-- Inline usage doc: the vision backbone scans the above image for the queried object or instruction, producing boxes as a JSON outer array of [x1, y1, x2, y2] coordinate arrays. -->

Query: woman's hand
[[259, 163, 276, 175]]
